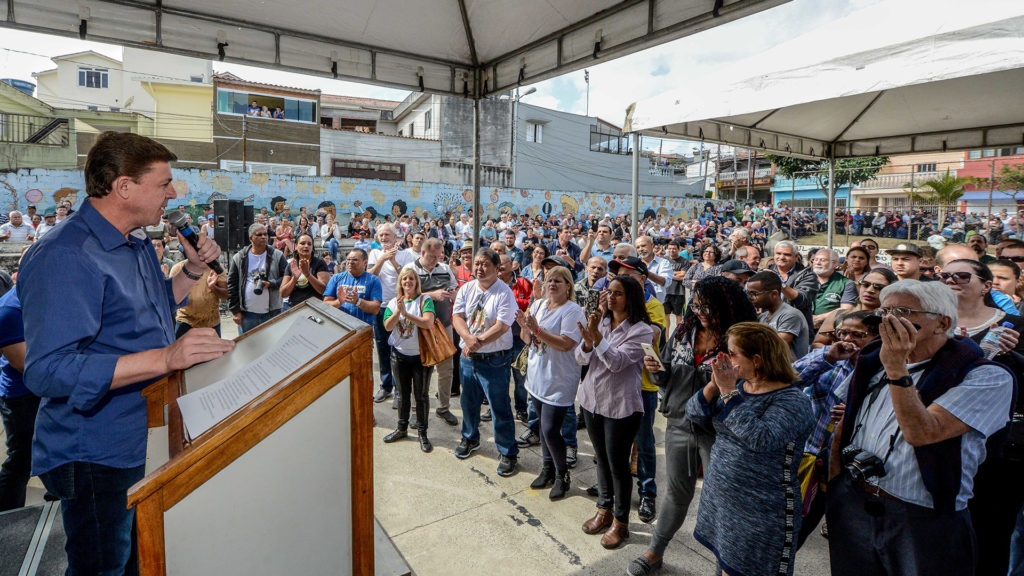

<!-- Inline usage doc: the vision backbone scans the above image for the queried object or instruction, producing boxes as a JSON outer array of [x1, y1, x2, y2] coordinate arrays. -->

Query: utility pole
[[732, 148, 738, 201], [241, 115, 248, 171], [747, 150, 755, 200], [584, 69, 590, 117], [987, 159, 996, 220]]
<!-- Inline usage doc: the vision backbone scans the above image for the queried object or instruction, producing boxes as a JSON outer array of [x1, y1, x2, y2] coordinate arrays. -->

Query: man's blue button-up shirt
[[18, 200, 178, 475]]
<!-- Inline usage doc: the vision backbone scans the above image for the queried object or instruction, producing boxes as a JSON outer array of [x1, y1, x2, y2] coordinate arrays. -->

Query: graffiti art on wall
[[0, 169, 707, 225]]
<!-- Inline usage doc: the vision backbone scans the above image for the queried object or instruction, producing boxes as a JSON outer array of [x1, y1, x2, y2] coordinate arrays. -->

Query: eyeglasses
[[835, 328, 872, 340], [862, 244, 878, 251], [746, 289, 772, 298], [1005, 255, 1024, 263], [873, 307, 941, 319], [857, 280, 888, 291], [251, 232, 268, 237], [937, 271, 978, 285], [690, 302, 710, 314]]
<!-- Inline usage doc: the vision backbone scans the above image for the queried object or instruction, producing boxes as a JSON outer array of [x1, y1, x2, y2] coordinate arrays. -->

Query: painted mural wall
[[0, 168, 708, 225]]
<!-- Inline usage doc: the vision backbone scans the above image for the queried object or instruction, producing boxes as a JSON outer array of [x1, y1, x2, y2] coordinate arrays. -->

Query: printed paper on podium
[[178, 318, 331, 440]]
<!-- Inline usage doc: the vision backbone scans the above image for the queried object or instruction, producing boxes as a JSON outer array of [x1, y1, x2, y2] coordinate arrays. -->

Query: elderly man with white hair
[[369, 223, 415, 404], [826, 280, 1014, 576], [810, 248, 858, 330], [0, 211, 35, 242]]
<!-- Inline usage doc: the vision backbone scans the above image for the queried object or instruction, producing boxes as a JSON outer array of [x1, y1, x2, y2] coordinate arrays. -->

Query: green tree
[[903, 169, 973, 224], [996, 163, 1024, 202], [766, 155, 890, 196]]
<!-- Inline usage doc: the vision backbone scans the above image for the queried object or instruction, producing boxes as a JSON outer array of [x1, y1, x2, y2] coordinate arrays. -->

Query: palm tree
[[904, 169, 974, 227]]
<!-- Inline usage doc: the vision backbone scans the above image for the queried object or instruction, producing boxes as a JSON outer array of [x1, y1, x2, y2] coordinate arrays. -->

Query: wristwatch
[[881, 375, 914, 388]]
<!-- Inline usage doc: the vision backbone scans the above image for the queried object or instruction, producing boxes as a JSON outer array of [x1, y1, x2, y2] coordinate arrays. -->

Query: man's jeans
[[239, 310, 279, 334], [40, 462, 146, 576], [635, 389, 659, 499], [526, 396, 577, 447], [510, 336, 528, 414], [460, 350, 518, 457], [373, 312, 395, 394], [0, 393, 40, 511]]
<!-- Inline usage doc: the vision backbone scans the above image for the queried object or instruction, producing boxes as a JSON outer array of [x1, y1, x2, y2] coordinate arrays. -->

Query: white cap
[[927, 235, 946, 250]]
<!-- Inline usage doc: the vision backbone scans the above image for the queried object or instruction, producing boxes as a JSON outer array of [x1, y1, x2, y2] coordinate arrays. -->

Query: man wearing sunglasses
[[858, 238, 890, 271], [826, 281, 1015, 576]]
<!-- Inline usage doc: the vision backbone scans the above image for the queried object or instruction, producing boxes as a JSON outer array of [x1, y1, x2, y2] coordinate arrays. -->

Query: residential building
[[850, 152, 962, 210], [716, 150, 774, 203], [958, 147, 1024, 213], [771, 176, 852, 209], [30, 48, 215, 168], [319, 94, 399, 133], [213, 73, 321, 176], [0, 80, 74, 171]]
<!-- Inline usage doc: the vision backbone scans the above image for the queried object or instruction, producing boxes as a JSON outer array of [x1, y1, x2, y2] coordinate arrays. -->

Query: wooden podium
[[128, 300, 375, 576]]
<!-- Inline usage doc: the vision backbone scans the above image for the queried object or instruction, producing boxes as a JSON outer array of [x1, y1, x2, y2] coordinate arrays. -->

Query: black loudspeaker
[[213, 199, 251, 251]]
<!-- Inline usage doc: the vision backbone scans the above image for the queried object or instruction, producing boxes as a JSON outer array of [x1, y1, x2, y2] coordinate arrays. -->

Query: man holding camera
[[826, 280, 1014, 576], [228, 222, 288, 334]]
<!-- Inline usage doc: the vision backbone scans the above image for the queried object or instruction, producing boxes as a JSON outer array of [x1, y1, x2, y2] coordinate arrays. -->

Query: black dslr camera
[[841, 445, 887, 483], [252, 270, 267, 295]]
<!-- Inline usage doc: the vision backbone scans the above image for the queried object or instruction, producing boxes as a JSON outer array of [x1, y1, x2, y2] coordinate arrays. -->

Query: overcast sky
[[2, 0, 1016, 155]]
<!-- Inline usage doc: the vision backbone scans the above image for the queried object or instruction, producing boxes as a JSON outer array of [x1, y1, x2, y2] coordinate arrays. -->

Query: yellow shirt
[[642, 296, 667, 392], [170, 261, 227, 329]]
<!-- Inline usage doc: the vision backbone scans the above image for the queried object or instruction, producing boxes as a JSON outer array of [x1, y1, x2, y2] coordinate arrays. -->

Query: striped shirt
[[845, 362, 1012, 510]]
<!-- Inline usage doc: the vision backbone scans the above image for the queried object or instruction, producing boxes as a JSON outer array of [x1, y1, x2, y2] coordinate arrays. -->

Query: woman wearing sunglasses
[[812, 268, 898, 350], [940, 260, 1024, 575]]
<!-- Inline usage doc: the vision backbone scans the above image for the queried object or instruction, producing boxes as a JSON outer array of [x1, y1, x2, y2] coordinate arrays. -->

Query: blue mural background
[[0, 168, 708, 224]]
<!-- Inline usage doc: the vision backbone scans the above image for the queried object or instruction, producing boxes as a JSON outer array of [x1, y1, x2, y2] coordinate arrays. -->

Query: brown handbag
[[417, 296, 457, 367]]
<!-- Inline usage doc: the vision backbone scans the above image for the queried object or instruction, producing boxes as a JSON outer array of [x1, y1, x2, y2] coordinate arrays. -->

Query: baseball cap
[[926, 235, 946, 250], [885, 243, 921, 257], [608, 257, 649, 276], [541, 255, 573, 270], [721, 260, 755, 276]]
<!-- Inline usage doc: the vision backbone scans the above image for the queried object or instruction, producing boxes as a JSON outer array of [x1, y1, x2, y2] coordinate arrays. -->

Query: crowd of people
[[1, 132, 1023, 575]]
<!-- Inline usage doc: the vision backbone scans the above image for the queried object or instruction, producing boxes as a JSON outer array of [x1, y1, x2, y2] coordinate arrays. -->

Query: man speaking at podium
[[17, 132, 235, 575]]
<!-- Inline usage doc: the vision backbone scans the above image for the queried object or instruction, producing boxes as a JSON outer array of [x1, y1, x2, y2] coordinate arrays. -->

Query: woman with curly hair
[[627, 277, 758, 576], [682, 244, 723, 291]]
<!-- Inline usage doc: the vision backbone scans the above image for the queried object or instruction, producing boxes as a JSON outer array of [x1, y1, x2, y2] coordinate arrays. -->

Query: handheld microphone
[[166, 210, 224, 274]]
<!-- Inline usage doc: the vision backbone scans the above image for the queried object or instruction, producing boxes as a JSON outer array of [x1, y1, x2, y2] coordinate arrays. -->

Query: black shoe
[[638, 496, 656, 524], [549, 471, 570, 500], [516, 429, 539, 447], [419, 433, 433, 453], [586, 483, 599, 497], [454, 438, 480, 459], [450, 389, 461, 397], [373, 388, 392, 403], [530, 465, 555, 489], [481, 408, 492, 422], [496, 454, 518, 477], [566, 445, 578, 469], [383, 428, 407, 443], [627, 555, 663, 576], [436, 409, 458, 426], [516, 410, 529, 424]]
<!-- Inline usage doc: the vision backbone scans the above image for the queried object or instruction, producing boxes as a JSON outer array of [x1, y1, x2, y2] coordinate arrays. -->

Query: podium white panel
[[163, 378, 353, 575]]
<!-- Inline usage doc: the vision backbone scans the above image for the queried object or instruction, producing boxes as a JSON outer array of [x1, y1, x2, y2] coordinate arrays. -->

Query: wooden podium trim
[[129, 317, 374, 576]]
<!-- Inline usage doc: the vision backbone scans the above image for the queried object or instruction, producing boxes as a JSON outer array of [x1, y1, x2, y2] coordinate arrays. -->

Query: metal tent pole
[[472, 97, 481, 253], [631, 132, 640, 241], [827, 158, 836, 249]]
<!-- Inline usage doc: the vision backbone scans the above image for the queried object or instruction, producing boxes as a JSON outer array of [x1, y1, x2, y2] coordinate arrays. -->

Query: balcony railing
[[858, 171, 942, 190], [718, 167, 773, 181], [0, 113, 70, 146]]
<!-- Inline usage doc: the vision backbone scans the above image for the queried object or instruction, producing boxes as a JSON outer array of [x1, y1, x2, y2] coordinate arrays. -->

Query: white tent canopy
[[624, 14, 1024, 160], [1, 0, 786, 97]]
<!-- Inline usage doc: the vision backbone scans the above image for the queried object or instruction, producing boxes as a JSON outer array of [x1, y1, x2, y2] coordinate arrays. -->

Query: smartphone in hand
[[641, 343, 664, 371]]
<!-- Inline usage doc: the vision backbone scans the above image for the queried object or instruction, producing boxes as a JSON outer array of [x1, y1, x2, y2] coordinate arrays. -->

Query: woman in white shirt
[[518, 266, 585, 500], [382, 268, 437, 452]]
